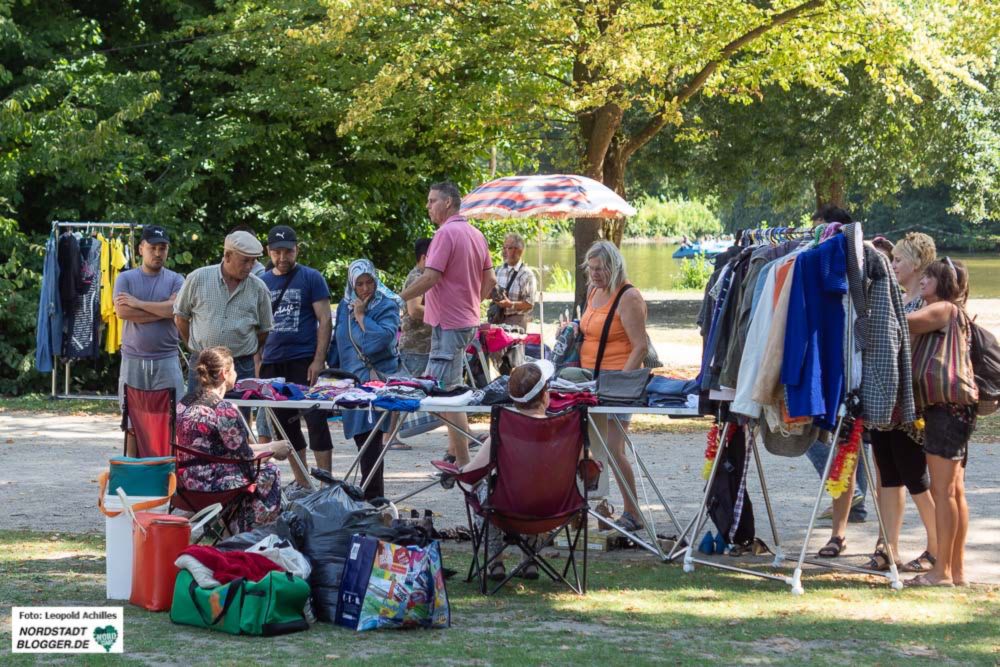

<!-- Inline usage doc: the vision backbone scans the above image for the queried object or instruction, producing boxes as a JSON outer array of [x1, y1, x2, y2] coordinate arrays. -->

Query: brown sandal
[[864, 548, 901, 571], [818, 536, 846, 558], [901, 550, 936, 573]]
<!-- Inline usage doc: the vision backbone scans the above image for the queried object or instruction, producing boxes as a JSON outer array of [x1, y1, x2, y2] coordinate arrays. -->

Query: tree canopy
[[1, 0, 998, 391]]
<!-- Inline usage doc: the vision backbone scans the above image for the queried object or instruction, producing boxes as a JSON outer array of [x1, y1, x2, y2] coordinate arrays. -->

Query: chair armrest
[[431, 459, 491, 486]]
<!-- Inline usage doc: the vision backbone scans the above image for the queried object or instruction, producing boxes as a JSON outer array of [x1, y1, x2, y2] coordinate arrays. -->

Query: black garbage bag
[[282, 471, 432, 622]]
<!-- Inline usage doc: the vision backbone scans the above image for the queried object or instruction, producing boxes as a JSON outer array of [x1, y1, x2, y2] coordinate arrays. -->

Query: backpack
[[966, 314, 1000, 415]]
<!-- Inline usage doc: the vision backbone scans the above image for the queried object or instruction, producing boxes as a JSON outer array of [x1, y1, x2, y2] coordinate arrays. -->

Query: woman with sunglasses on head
[[905, 257, 977, 587]]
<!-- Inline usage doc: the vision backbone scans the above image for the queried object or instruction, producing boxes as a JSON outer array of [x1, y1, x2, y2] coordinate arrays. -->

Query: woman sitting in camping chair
[[176, 347, 290, 534], [449, 359, 555, 581]]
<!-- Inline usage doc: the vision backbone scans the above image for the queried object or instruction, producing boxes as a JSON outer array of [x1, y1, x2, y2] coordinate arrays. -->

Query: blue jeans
[[806, 438, 869, 520]]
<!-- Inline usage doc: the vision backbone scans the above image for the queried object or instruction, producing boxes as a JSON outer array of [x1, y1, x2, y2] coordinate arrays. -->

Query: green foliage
[[676, 254, 713, 290], [627, 196, 722, 240], [0, 217, 44, 394], [547, 264, 575, 292]]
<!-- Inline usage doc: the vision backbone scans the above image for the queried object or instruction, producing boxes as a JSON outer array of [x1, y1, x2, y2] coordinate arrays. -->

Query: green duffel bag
[[240, 571, 311, 636], [170, 570, 310, 636]]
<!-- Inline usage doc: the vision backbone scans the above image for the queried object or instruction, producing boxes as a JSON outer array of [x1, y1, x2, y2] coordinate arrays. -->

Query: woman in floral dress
[[176, 346, 289, 533]]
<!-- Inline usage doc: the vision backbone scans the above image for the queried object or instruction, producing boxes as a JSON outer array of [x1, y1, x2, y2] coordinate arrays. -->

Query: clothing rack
[[49, 221, 142, 400], [679, 222, 903, 593]]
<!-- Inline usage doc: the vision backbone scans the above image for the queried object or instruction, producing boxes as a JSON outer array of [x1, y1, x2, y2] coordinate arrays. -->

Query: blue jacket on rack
[[35, 233, 63, 373], [328, 296, 400, 439], [781, 234, 848, 430]]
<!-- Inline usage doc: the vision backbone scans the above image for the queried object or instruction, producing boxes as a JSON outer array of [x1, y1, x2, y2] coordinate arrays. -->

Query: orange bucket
[[129, 512, 191, 611]]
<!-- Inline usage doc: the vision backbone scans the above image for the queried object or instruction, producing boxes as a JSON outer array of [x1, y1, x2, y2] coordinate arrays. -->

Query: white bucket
[[104, 494, 169, 600]]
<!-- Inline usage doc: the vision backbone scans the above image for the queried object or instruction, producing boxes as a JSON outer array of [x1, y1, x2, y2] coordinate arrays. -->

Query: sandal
[[728, 537, 772, 557], [901, 550, 936, 573], [905, 574, 954, 588], [516, 563, 539, 580], [487, 562, 506, 582], [864, 548, 901, 572], [387, 440, 413, 451], [615, 511, 643, 533], [818, 536, 847, 558]]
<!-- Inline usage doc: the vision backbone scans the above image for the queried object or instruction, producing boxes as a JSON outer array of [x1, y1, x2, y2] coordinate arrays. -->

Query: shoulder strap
[[593, 284, 634, 379], [504, 265, 520, 292], [270, 265, 300, 314]]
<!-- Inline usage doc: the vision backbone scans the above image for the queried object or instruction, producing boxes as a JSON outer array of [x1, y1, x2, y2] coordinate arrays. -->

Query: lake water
[[524, 242, 1000, 298]]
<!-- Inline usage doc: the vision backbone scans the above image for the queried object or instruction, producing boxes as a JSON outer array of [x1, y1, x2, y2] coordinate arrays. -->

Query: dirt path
[[2, 411, 998, 585]]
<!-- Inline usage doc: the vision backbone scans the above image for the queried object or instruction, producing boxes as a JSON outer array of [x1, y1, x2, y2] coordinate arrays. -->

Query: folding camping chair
[[436, 405, 596, 595], [121, 385, 176, 458], [171, 444, 274, 544]]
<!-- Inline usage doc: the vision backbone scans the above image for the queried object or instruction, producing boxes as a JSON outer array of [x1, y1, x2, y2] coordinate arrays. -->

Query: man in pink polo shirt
[[400, 181, 496, 466]]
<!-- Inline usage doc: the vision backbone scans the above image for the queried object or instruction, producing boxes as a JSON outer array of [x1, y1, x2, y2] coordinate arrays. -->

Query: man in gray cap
[[114, 225, 186, 456], [174, 230, 274, 394]]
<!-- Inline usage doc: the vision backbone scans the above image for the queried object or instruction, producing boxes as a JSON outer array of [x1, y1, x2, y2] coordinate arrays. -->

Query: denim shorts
[[923, 404, 975, 463], [399, 352, 430, 378], [427, 326, 476, 388]]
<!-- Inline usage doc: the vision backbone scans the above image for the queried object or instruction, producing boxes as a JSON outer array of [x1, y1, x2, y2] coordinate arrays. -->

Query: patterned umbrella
[[460, 174, 636, 220], [460, 175, 636, 344]]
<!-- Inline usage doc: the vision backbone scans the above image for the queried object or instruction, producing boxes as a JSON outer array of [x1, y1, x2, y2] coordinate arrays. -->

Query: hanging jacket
[[57, 231, 83, 316], [860, 245, 916, 426], [35, 233, 63, 372], [781, 234, 848, 430]]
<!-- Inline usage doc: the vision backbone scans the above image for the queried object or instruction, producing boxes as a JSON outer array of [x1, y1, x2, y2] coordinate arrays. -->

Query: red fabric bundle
[[548, 391, 598, 412], [180, 545, 284, 583]]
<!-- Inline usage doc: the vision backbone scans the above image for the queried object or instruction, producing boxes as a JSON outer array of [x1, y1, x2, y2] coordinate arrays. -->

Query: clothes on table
[[646, 376, 699, 408], [420, 390, 475, 409]]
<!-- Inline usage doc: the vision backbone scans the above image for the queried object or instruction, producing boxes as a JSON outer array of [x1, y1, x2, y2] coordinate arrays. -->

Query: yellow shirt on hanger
[[100, 236, 128, 353]]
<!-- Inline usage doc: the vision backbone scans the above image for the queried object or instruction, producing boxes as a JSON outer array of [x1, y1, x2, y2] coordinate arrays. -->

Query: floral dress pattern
[[176, 394, 281, 533]]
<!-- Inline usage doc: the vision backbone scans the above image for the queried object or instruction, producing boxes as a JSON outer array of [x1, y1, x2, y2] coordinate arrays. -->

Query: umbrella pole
[[537, 221, 544, 347]]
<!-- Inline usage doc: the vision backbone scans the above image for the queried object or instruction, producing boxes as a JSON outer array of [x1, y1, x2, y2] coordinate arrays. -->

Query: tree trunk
[[600, 142, 628, 245], [573, 101, 623, 310], [573, 217, 602, 310], [814, 159, 846, 212]]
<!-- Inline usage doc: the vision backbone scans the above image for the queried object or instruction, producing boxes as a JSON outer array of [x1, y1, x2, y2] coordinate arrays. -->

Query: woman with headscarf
[[328, 259, 401, 500]]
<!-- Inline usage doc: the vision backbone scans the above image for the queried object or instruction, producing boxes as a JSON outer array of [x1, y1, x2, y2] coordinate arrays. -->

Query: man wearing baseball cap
[[258, 225, 335, 485], [174, 230, 274, 395], [113, 225, 186, 456]]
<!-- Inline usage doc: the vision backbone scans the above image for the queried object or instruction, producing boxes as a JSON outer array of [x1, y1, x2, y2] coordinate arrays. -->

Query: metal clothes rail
[[49, 221, 142, 400]]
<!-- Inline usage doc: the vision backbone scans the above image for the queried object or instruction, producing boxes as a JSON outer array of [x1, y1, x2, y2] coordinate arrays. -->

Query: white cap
[[510, 359, 555, 403], [224, 231, 263, 257]]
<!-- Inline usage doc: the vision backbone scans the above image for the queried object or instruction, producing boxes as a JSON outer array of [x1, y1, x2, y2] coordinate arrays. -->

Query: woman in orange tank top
[[572, 241, 650, 531]]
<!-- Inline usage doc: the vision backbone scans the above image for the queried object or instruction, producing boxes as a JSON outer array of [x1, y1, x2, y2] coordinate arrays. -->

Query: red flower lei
[[826, 417, 864, 499]]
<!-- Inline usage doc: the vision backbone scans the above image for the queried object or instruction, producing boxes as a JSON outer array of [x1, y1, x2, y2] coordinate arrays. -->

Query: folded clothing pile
[[233, 378, 308, 401], [646, 376, 699, 408], [548, 391, 598, 411], [470, 376, 510, 406]]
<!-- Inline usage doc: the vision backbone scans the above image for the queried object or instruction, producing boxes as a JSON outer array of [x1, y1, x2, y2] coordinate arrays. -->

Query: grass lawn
[[1, 530, 997, 665], [0, 394, 119, 416]]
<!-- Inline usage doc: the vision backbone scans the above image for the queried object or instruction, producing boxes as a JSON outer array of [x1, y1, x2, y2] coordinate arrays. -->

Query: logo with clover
[[93, 625, 118, 652]]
